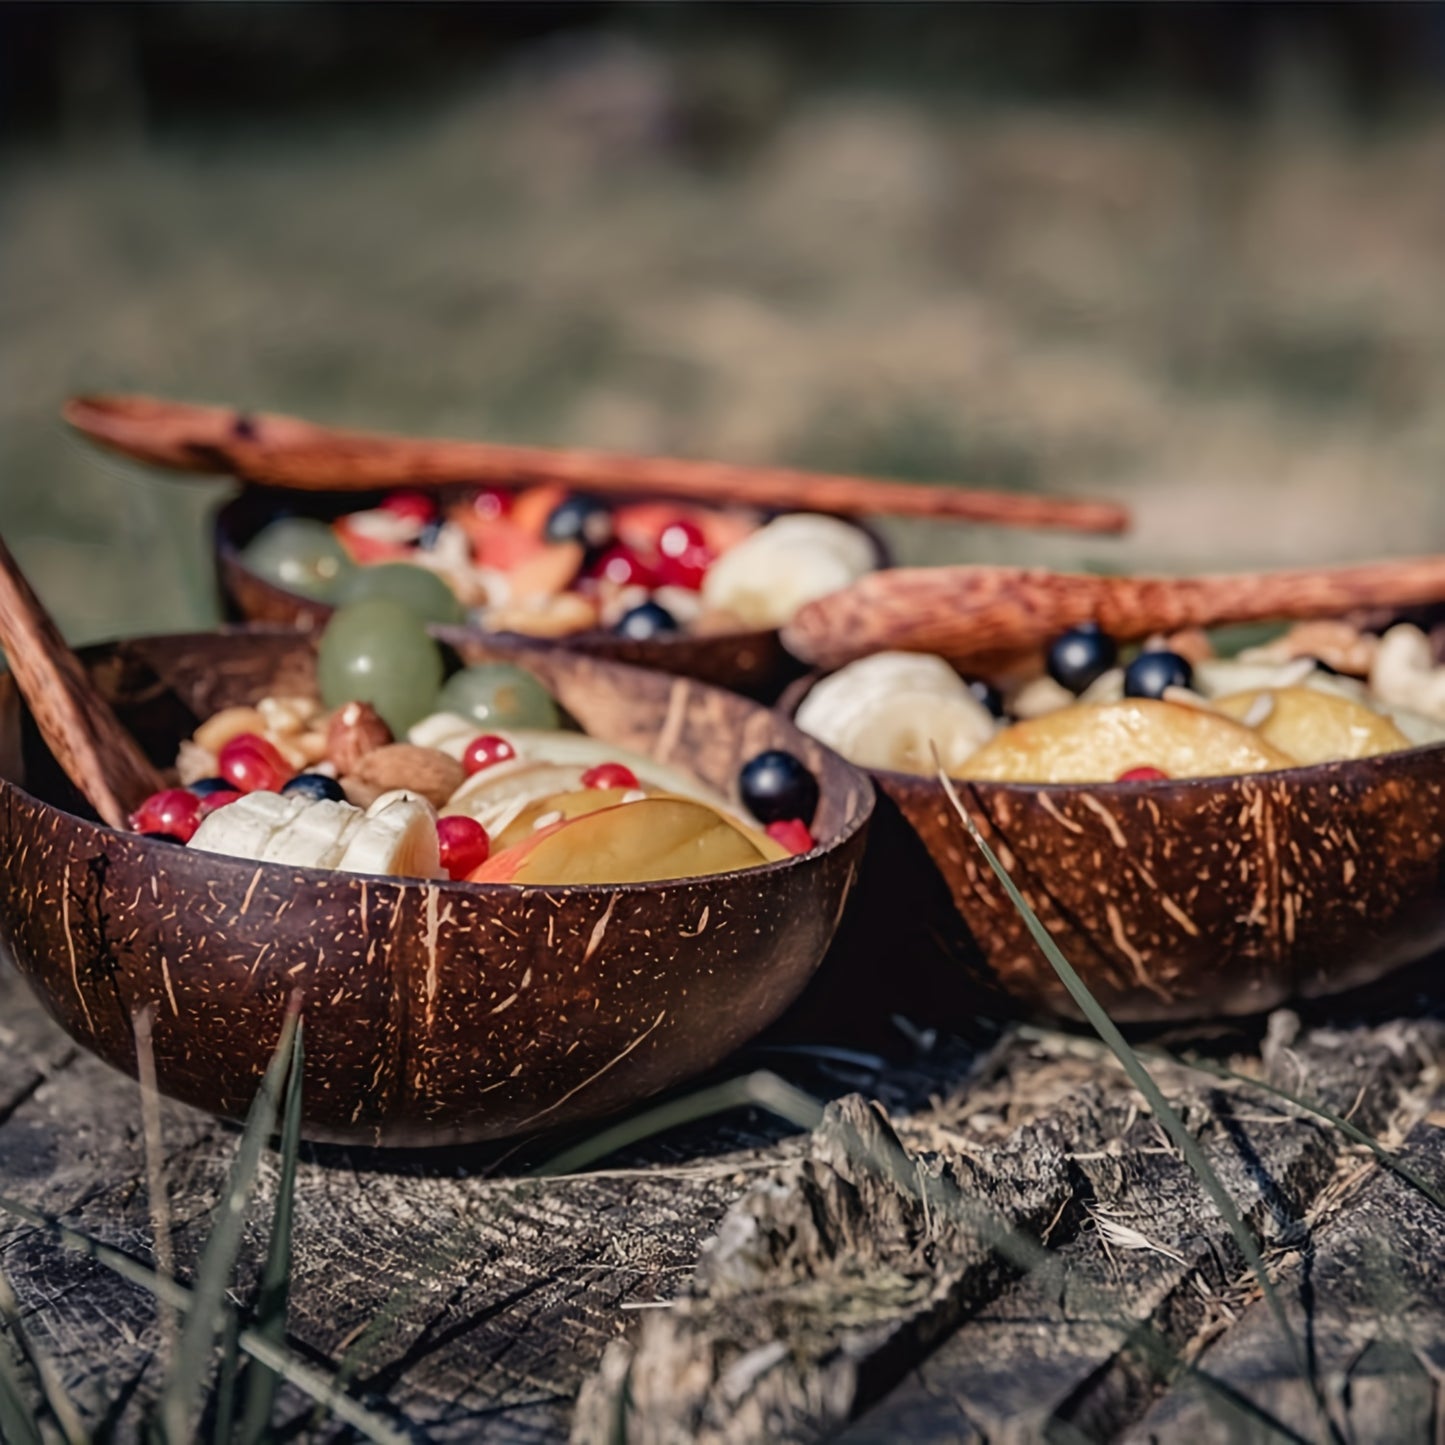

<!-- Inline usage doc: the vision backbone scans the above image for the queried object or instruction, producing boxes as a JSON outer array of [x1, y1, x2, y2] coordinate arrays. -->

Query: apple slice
[[469, 797, 786, 885], [957, 699, 1297, 784], [1212, 686, 1411, 764]]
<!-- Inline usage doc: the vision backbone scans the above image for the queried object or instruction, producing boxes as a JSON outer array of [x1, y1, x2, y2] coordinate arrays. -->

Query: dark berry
[[614, 601, 679, 640], [1046, 622, 1119, 694], [544, 495, 613, 550], [965, 677, 1005, 718], [739, 750, 819, 827], [1308, 656, 1341, 677], [1123, 650, 1193, 700], [418, 518, 445, 550], [281, 773, 347, 803], [187, 776, 235, 797]]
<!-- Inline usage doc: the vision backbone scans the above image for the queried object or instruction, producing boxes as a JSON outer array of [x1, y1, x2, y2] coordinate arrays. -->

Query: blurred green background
[[8, 3, 1445, 643]]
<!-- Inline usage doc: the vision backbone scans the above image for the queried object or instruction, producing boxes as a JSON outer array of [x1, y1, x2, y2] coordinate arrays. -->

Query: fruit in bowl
[[0, 628, 871, 1145], [789, 618, 1445, 1021]]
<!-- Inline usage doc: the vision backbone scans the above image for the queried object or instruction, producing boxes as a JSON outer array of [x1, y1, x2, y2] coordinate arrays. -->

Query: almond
[[326, 701, 393, 774], [350, 744, 464, 810]]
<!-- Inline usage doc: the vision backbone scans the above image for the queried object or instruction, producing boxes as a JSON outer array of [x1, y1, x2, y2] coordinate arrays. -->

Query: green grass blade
[[531, 1070, 825, 1178], [935, 763, 1337, 1445], [0, 1350, 45, 1445], [0, 1193, 405, 1445], [235, 1025, 305, 1445], [1172, 1054, 1445, 1214], [0, 1267, 84, 1445], [153, 1014, 298, 1444], [210, 1308, 240, 1445]]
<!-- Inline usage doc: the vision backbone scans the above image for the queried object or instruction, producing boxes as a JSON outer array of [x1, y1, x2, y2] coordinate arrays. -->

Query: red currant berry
[[654, 544, 712, 591], [1116, 766, 1169, 782], [129, 788, 203, 843], [586, 545, 655, 589], [198, 789, 244, 816], [581, 762, 639, 791], [766, 819, 814, 855], [471, 487, 513, 521], [437, 815, 490, 880], [380, 489, 438, 526], [217, 733, 295, 793], [462, 734, 517, 775], [658, 518, 705, 559]]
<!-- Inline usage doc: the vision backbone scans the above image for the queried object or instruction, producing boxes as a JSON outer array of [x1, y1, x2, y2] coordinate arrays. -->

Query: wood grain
[[782, 556, 1445, 670], [64, 393, 1130, 533], [0, 532, 164, 827]]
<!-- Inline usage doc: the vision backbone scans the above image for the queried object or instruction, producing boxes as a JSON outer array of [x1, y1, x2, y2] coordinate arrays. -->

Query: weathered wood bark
[[2, 957, 1443, 1444]]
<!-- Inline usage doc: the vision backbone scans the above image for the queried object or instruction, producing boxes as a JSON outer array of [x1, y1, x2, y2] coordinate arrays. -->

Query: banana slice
[[796, 652, 974, 756], [830, 689, 996, 776], [703, 514, 875, 629], [260, 799, 365, 869], [406, 711, 484, 759], [336, 793, 444, 879], [189, 792, 309, 861]]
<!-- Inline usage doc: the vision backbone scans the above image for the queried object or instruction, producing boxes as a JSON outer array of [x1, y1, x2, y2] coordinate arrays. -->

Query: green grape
[[242, 518, 353, 600], [335, 562, 464, 625], [317, 598, 443, 736], [437, 663, 560, 731]]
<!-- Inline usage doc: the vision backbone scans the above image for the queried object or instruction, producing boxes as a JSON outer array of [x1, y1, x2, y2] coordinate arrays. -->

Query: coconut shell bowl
[[776, 561, 1445, 1024], [214, 486, 825, 699], [0, 628, 873, 1146]]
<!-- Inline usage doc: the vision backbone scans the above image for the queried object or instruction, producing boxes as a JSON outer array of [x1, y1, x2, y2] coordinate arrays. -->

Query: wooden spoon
[[781, 556, 1445, 672], [0, 533, 165, 827], [63, 392, 1131, 535]]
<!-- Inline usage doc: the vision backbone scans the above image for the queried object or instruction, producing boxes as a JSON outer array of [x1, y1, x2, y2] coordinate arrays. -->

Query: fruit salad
[[128, 649, 822, 885], [795, 619, 1445, 785], [241, 486, 878, 641]]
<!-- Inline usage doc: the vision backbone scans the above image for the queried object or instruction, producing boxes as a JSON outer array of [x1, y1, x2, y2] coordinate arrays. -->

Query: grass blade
[[0, 1267, 84, 1445], [0, 1345, 45, 1445], [153, 1013, 298, 1444], [935, 760, 1337, 1445], [531, 1071, 825, 1178], [0, 1193, 405, 1445], [235, 1024, 304, 1445], [211, 1308, 240, 1445]]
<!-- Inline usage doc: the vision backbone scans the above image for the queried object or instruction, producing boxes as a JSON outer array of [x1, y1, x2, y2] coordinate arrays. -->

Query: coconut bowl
[[781, 673, 1445, 1023], [0, 630, 872, 1146], [216, 488, 885, 699]]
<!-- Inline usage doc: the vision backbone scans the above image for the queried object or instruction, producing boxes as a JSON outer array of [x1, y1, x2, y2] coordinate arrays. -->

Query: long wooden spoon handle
[[782, 556, 1445, 671], [0, 534, 165, 827], [64, 393, 1131, 535]]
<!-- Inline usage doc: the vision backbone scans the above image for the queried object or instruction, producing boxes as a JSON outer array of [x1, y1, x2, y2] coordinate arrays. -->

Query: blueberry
[[965, 677, 1005, 718], [614, 600, 679, 640], [418, 518, 445, 550], [545, 495, 613, 550], [187, 776, 235, 797], [1308, 656, 1341, 677], [1046, 622, 1119, 694], [1123, 650, 1193, 700], [281, 773, 347, 803], [739, 750, 819, 827]]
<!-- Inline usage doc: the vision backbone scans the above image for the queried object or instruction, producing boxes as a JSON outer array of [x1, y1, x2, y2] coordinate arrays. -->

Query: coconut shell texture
[[780, 674, 1445, 1022], [0, 631, 872, 1145]]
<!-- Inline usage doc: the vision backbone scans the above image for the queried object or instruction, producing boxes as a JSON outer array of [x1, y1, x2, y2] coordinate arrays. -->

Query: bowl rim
[[1, 628, 875, 899], [214, 488, 891, 654]]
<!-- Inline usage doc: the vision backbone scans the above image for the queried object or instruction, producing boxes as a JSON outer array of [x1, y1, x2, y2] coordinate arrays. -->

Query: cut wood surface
[[63, 393, 1131, 533], [782, 557, 1445, 670], [1, 958, 1443, 1443]]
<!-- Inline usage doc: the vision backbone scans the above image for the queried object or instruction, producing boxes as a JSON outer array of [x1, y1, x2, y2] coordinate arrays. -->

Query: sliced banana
[[703, 513, 875, 629], [829, 689, 996, 776], [796, 651, 974, 757], [260, 799, 365, 869], [336, 793, 444, 880], [406, 711, 484, 759], [188, 791, 310, 862]]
